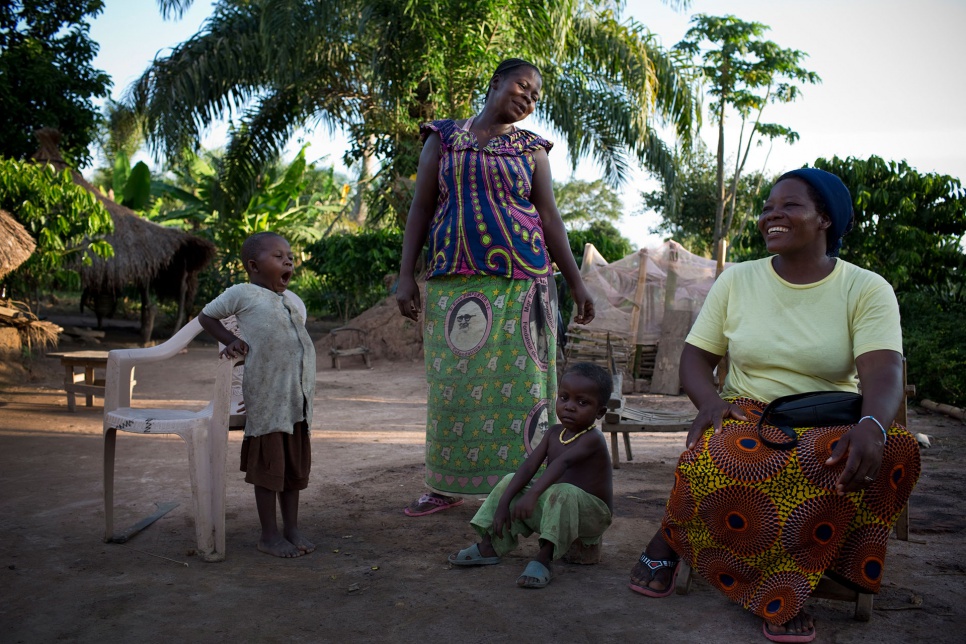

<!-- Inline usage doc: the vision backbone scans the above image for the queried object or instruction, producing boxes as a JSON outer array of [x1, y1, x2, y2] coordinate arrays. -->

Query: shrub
[[304, 229, 404, 322], [900, 292, 966, 408]]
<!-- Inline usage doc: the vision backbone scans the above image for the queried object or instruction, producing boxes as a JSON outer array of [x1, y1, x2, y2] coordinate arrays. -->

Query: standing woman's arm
[[396, 132, 442, 321], [529, 147, 595, 324]]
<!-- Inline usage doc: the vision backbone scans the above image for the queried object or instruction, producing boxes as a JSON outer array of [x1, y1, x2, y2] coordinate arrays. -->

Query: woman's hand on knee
[[686, 399, 747, 449], [826, 421, 885, 494]]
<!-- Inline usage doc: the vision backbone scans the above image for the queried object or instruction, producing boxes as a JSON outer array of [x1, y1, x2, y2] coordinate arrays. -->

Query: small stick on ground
[[115, 543, 189, 567]]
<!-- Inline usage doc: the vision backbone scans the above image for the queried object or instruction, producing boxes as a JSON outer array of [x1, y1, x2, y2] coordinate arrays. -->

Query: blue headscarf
[[778, 168, 854, 257]]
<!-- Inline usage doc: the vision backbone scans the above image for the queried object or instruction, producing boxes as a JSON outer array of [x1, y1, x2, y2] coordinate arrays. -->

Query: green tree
[[675, 14, 819, 258], [0, 157, 113, 301], [900, 293, 966, 407], [0, 0, 112, 167], [303, 228, 404, 322], [90, 100, 149, 194], [567, 220, 633, 264], [642, 144, 767, 257], [815, 156, 966, 299], [132, 0, 697, 224], [149, 145, 351, 301], [554, 178, 624, 229]]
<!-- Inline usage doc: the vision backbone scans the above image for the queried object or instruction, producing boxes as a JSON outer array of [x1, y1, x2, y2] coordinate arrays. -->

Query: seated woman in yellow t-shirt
[[626, 168, 921, 644]]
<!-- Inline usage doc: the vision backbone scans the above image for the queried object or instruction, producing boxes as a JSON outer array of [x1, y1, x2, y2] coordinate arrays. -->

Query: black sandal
[[628, 552, 680, 598]]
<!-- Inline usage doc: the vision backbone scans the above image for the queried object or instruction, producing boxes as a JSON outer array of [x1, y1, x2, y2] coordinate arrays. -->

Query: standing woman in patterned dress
[[626, 168, 921, 643], [396, 58, 595, 517]]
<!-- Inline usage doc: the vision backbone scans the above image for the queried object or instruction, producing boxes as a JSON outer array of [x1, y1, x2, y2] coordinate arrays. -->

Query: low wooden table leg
[[894, 504, 910, 541], [677, 560, 694, 595], [610, 432, 620, 469], [623, 432, 633, 461], [64, 365, 76, 412], [85, 366, 95, 407], [855, 592, 873, 621]]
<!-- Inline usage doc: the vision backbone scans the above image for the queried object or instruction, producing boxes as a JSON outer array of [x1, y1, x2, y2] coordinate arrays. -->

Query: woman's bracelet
[[858, 415, 888, 444]]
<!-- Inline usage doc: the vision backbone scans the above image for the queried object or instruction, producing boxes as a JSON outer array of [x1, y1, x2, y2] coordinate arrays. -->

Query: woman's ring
[[863, 475, 875, 482]]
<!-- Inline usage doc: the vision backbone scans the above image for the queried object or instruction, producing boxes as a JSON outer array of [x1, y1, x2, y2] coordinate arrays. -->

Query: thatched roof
[[31, 128, 215, 296], [0, 210, 36, 280]]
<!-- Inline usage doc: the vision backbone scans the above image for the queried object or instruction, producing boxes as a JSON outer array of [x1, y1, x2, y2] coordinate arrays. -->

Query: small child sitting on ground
[[448, 362, 614, 588], [198, 231, 317, 558]]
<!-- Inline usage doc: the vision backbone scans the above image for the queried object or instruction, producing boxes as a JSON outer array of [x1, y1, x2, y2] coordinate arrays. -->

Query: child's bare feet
[[257, 536, 303, 558], [284, 529, 316, 554]]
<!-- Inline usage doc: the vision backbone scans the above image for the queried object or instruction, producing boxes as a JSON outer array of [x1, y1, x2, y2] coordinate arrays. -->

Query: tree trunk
[[139, 286, 156, 347], [351, 136, 377, 225], [713, 106, 727, 261], [173, 260, 188, 332]]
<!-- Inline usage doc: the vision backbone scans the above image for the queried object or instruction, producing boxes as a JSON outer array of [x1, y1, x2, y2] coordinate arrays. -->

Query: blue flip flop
[[448, 543, 501, 566], [517, 560, 552, 588]]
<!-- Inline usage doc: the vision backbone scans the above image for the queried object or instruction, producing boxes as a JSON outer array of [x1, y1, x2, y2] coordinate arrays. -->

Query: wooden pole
[[716, 238, 728, 277], [921, 399, 966, 421], [628, 249, 649, 341], [580, 242, 594, 274], [714, 238, 729, 389], [627, 249, 649, 381]]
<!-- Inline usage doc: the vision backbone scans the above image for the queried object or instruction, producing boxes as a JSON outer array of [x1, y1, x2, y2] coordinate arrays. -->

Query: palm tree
[[135, 0, 697, 224]]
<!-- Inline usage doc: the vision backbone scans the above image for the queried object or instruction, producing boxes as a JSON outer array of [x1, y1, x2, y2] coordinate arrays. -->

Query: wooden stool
[[328, 327, 371, 370]]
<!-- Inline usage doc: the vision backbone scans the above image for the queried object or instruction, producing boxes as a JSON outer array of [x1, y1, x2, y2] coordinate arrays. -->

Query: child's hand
[[492, 504, 512, 539], [220, 338, 249, 359], [510, 492, 537, 522]]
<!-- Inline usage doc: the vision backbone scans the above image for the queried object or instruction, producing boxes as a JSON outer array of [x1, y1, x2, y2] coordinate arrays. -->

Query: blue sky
[[89, 0, 966, 245]]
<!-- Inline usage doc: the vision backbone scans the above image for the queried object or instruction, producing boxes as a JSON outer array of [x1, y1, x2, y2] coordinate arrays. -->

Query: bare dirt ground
[[1, 310, 965, 643]]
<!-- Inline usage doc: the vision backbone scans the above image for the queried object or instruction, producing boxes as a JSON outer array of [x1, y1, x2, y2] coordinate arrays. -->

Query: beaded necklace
[[559, 424, 596, 445]]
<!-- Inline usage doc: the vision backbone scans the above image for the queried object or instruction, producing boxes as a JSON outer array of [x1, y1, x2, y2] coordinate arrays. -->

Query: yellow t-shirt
[[686, 257, 902, 403]]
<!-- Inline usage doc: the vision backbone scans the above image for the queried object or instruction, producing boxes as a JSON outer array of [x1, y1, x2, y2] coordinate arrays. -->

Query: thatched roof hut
[[1, 211, 59, 358], [0, 209, 35, 280], [31, 128, 215, 339]]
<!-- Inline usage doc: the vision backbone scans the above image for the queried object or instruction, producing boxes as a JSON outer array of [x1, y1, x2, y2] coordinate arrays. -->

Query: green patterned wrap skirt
[[422, 275, 558, 497], [661, 396, 921, 626]]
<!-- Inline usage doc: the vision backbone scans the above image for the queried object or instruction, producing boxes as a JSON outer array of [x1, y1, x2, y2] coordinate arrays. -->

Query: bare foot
[[257, 536, 303, 558], [284, 529, 315, 554], [763, 611, 815, 642]]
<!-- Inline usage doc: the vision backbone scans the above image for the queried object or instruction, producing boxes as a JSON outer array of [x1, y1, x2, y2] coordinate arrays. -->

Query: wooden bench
[[328, 327, 371, 370], [48, 350, 115, 411], [600, 372, 695, 469]]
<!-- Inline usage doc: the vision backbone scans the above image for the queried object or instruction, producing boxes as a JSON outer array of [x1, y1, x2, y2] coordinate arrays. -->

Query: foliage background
[[0, 1, 112, 167]]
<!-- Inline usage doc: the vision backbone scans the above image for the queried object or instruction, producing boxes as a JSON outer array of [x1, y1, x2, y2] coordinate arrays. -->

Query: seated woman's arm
[[826, 349, 904, 494], [680, 343, 748, 449]]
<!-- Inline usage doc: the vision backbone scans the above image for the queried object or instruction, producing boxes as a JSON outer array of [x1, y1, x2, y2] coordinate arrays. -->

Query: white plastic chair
[[102, 317, 240, 562]]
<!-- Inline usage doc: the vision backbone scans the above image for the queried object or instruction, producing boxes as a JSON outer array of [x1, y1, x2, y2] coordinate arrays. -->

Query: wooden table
[[48, 351, 111, 411], [600, 373, 695, 469]]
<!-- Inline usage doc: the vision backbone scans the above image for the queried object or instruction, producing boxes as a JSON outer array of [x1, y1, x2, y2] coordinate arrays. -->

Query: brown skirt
[[240, 422, 311, 492]]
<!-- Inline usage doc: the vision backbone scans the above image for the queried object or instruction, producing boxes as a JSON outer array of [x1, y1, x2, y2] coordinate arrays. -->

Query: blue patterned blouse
[[420, 119, 554, 280]]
